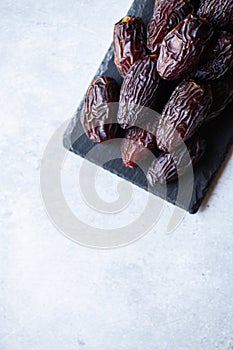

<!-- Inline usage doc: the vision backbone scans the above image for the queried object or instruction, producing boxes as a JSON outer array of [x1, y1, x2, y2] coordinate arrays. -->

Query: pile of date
[[81, 0, 233, 185]]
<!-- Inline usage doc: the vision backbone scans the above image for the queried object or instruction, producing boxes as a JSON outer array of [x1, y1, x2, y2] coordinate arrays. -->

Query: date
[[147, 0, 195, 54], [206, 72, 233, 122], [113, 16, 147, 77], [81, 76, 120, 143], [117, 54, 161, 129], [157, 14, 214, 80], [147, 134, 206, 185], [198, 0, 233, 31], [156, 80, 212, 151], [190, 31, 233, 81], [121, 126, 157, 168]]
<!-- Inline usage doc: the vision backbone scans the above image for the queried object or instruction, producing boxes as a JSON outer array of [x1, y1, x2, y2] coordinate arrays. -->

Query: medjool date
[[81, 76, 120, 143], [147, 134, 206, 185], [147, 0, 195, 54], [113, 16, 147, 77], [156, 80, 212, 151], [207, 72, 233, 122], [121, 126, 157, 168], [117, 54, 161, 129], [190, 31, 233, 81], [157, 14, 214, 80], [198, 0, 233, 31]]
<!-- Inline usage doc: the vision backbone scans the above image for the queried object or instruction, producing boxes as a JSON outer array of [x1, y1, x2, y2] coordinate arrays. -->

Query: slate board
[[63, 0, 233, 214]]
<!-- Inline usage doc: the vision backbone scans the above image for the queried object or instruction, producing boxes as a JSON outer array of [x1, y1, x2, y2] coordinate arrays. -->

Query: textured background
[[1, 0, 233, 349]]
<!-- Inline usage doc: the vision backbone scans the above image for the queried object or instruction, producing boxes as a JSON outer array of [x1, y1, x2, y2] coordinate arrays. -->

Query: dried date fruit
[[156, 80, 212, 151], [190, 31, 233, 81], [206, 72, 233, 122], [147, 134, 206, 185], [147, 0, 195, 54], [117, 54, 161, 129], [81, 76, 120, 143], [113, 16, 147, 77], [157, 14, 214, 80], [198, 0, 233, 31], [121, 126, 157, 168]]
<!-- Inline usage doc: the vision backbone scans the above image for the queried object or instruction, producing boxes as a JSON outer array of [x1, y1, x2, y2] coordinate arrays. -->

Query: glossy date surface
[[81, 76, 120, 143], [113, 16, 147, 77], [191, 31, 233, 81], [117, 55, 161, 129], [121, 126, 157, 168], [156, 80, 212, 151], [147, 0, 195, 54], [147, 134, 206, 185], [157, 14, 214, 80], [198, 0, 233, 31]]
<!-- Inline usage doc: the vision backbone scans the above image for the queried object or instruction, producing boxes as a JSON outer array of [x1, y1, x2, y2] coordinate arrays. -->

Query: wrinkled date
[[156, 80, 212, 151], [207, 72, 233, 122], [190, 31, 233, 81], [121, 126, 157, 168], [157, 14, 214, 80], [147, 0, 195, 54], [81, 76, 120, 143], [147, 134, 206, 185], [117, 54, 161, 129], [113, 16, 147, 77], [198, 0, 233, 31]]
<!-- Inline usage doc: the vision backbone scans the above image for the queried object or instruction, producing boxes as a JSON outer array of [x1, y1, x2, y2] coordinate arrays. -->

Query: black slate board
[[63, 0, 233, 214]]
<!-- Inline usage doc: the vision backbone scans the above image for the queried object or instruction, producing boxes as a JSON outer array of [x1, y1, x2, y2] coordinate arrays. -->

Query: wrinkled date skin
[[117, 55, 161, 129], [81, 76, 120, 143], [147, 0, 195, 54], [147, 134, 206, 185], [157, 14, 214, 80], [190, 31, 233, 81], [113, 16, 147, 77], [156, 80, 212, 151], [121, 126, 157, 168], [198, 0, 233, 31], [207, 72, 233, 122]]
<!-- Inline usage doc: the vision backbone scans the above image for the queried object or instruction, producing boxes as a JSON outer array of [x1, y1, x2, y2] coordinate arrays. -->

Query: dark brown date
[[147, 0, 195, 54], [190, 31, 233, 81], [157, 14, 214, 80], [156, 80, 212, 151], [117, 54, 161, 129], [147, 134, 206, 185], [206, 72, 233, 122], [121, 126, 157, 168], [198, 0, 233, 31], [113, 16, 147, 77], [81, 76, 120, 143]]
